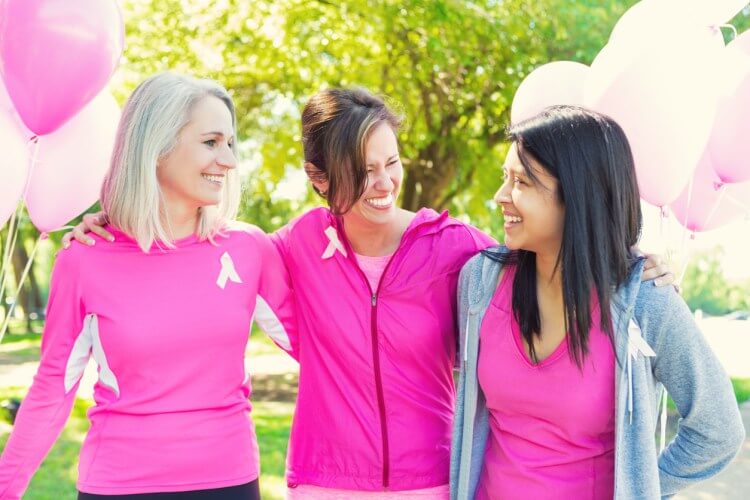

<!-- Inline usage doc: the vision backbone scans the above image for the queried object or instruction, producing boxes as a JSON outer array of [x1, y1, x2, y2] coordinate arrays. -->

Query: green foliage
[[114, 0, 644, 236], [681, 248, 750, 315], [732, 378, 750, 405]]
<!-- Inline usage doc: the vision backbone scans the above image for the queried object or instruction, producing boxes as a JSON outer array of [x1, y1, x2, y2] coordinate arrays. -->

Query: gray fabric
[[451, 248, 745, 499]]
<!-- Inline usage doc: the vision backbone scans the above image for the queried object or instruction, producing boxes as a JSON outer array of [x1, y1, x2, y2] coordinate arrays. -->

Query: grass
[[0, 330, 42, 345]]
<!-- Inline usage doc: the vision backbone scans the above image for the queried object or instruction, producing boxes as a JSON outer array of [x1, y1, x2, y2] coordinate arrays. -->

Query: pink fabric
[[354, 252, 393, 291], [0, 223, 297, 498], [476, 267, 615, 500], [272, 207, 495, 491], [287, 484, 449, 499]]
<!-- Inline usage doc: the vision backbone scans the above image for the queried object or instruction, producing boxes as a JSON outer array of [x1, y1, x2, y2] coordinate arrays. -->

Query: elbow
[[730, 414, 746, 454], [719, 409, 746, 461]]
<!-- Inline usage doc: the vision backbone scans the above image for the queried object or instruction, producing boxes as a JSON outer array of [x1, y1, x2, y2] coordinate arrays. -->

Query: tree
[[116, 0, 638, 234], [681, 248, 750, 315]]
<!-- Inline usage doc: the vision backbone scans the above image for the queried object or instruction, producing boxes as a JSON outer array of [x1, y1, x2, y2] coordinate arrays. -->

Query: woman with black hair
[[450, 106, 744, 499]]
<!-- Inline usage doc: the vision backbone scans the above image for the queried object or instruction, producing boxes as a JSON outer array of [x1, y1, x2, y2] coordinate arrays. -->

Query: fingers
[[61, 232, 73, 249], [73, 225, 96, 246], [642, 253, 663, 271], [90, 224, 115, 242], [82, 212, 115, 241], [653, 271, 675, 288]]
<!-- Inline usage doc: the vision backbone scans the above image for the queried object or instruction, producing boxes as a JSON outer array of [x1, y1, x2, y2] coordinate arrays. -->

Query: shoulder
[[274, 207, 331, 243], [53, 237, 108, 272], [220, 220, 278, 255], [459, 246, 506, 298], [631, 278, 694, 345], [633, 277, 687, 318], [412, 210, 495, 252], [223, 220, 267, 240]]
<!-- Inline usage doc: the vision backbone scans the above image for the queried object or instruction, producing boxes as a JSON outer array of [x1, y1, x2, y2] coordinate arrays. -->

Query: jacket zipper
[[332, 212, 448, 488], [370, 289, 389, 487]]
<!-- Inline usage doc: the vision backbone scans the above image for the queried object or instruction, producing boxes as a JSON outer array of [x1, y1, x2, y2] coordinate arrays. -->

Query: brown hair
[[301, 88, 402, 214]]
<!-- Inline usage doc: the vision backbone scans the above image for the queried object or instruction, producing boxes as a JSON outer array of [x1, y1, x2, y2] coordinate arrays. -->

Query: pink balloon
[[667, 0, 749, 27], [584, 25, 724, 206], [0, 0, 124, 135], [25, 91, 120, 232], [511, 61, 590, 124], [0, 76, 32, 141], [729, 29, 750, 56], [609, 0, 673, 48], [707, 43, 750, 183], [614, 0, 748, 40], [0, 110, 29, 227], [671, 150, 750, 232]]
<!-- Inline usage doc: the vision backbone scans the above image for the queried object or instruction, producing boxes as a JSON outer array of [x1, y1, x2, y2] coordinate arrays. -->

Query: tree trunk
[[10, 237, 43, 331], [401, 143, 458, 212]]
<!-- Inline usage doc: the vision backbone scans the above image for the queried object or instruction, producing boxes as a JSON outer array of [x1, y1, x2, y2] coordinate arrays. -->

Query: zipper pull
[[372, 294, 377, 306]]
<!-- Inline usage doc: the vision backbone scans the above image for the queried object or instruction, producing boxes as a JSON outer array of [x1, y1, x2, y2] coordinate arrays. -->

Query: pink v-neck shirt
[[0, 223, 297, 498], [476, 267, 615, 500]]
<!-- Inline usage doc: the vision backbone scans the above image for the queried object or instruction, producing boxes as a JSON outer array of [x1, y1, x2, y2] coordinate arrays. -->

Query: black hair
[[484, 105, 642, 367]]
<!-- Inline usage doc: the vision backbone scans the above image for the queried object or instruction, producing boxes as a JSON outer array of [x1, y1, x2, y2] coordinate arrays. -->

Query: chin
[[365, 210, 397, 225], [503, 238, 521, 250]]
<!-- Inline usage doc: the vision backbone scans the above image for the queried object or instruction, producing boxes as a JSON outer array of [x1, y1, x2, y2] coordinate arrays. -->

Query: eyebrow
[[201, 131, 234, 140], [366, 154, 400, 167]]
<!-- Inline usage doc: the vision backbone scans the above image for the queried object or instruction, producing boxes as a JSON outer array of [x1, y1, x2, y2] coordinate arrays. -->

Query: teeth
[[202, 174, 223, 184], [366, 193, 393, 207], [505, 215, 523, 223]]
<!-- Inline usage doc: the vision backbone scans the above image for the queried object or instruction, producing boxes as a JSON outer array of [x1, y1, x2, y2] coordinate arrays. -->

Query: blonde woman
[[0, 73, 296, 500]]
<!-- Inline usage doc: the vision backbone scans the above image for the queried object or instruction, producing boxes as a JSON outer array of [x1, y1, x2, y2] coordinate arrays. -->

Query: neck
[[160, 201, 200, 241], [342, 209, 410, 256], [535, 248, 563, 291]]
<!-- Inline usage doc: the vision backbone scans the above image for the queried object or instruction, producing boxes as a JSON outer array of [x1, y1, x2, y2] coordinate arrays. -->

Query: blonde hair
[[101, 72, 240, 252]]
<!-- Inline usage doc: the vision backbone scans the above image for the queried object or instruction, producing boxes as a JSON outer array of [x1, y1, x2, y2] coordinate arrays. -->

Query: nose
[[494, 176, 512, 205], [217, 143, 237, 170], [371, 169, 395, 192]]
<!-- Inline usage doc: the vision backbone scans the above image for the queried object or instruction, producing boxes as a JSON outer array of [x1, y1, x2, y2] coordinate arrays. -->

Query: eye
[[387, 158, 400, 167], [204, 139, 217, 147]]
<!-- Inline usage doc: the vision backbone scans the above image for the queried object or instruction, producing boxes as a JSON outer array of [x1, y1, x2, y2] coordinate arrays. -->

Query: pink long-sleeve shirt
[[0, 223, 296, 498]]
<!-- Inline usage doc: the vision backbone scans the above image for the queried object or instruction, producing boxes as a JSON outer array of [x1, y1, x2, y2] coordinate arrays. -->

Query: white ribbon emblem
[[322, 226, 347, 259], [217, 251, 242, 289], [627, 319, 656, 359]]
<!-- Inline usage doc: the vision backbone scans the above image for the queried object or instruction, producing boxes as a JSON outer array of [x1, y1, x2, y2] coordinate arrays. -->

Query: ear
[[304, 162, 329, 195]]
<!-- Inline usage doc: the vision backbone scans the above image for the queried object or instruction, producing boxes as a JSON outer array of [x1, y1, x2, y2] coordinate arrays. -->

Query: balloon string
[[679, 173, 696, 263], [722, 190, 750, 212], [658, 205, 671, 261], [0, 137, 39, 316], [0, 234, 43, 343], [677, 232, 696, 287], [703, 183, 728, 231], [0, 205, 20, 310]]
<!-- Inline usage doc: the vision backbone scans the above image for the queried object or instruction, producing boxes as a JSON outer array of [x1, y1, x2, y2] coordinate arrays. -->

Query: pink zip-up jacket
[[272, 207, 495, 491], [0, 223, 296, 498]]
